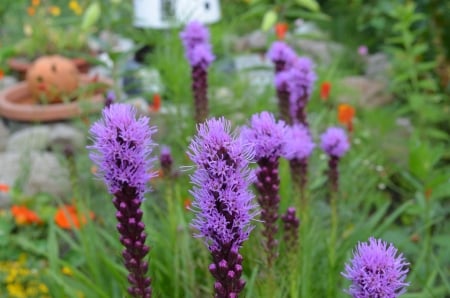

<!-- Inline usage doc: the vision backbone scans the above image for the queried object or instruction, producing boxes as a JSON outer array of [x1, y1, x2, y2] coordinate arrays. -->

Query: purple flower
[[188, 117, 255, 249], [342, 237, 410, 298], [180, 21, 210, 50], [287, 57, 317, 120], [267, 41, 297, 73], [320, 127, 350, 158], [186, 43, 215, 69], [281, 207, 300, 250], [284, 124, 315, 160], [188, 118, 256, 297], [159, 145, 173, 177], [88, 103, 156, 298], [89, 104, 156, 196], [358, 45, 368, 57], [241, 111, 287, 161], [105, 90, 115, 108]]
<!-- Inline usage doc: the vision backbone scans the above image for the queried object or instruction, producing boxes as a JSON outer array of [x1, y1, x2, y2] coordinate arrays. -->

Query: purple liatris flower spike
[[281, 207, 300, 250], [267, 41, 297, 73], [188, 117, 256, 298], [287, 57, 317, 126], [180, 21, 215, 123], [342, 237, 410, 298], [241, 111, 286, 267], [320, 127, 349, 193], [284, 124, 315, 200], [159, 145, 173, 178], [105, 90, 116, 108], [88, 103, 156, 298], [274, 70, 292, 124]]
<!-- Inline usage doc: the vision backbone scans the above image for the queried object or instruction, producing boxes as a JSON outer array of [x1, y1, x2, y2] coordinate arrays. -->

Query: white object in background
[[133, 0, 221, 29]]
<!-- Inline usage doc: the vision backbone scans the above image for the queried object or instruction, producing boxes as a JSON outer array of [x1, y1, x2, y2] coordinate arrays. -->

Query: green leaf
[[295, 0, 320, 12], [261, 10, 277, 31], [81, 2, 101, 31]]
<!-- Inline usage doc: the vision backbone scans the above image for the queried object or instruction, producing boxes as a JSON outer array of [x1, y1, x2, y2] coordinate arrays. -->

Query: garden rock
[[340, 76, 393, 108], [0, 120, 9, 151], [365, 53, 391, 83], [232, 30, 268, 52], [290, 39, 343, 66], [0, 152, 71, 207], [6, 124, 85, 153]]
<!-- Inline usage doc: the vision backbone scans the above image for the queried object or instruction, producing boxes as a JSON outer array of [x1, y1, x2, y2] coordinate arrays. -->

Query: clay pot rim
[[0, 75, 111, 122]]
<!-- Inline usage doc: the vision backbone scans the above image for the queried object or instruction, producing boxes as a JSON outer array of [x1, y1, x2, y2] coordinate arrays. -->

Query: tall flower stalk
[[320, 126, 350, 298], [188, 118, 257, 298], [88, 104, 156, 298], [241, 111, 286, 268], [342, 237, 410, 298], [284, 124, 315, 206], [267, 41, 296, 123], [287, 57, 317, 127], [180, 21, 215, 123]]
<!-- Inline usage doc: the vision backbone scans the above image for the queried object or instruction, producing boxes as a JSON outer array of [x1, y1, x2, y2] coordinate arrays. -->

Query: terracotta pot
[[0, 75, 111, 122], [8, 57, 91, 80]]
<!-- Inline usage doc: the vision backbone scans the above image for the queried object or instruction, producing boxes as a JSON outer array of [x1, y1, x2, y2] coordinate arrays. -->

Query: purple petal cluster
[[89, 103, 156, 197], [287, 57, 317, 118], [267, 41, 297, 73], [342, 237, 410, 298], [241, 111, 287, 161], [320, 127, 350, 158], [188, 117, 256, 250], [281, 207, 300, 250], [89, 103, 156, 298], [284, 124, 315, 160], [188, 118, 256, 297], [159, 145, 173, 177], [180, 21, 215, 69]]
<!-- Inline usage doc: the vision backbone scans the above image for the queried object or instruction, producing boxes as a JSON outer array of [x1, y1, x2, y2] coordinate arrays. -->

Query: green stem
[[327, 191, 338, 298]]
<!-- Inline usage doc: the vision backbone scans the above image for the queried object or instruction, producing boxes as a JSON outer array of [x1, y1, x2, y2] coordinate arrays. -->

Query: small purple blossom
[[358, 45, 369, 57], [267, 41, 297, 73], [188, 117, 256, 297], [241, 111, 287, 161], [180, 21, 210, 50], [88, 103, 156, 298], [274, 70, 292, 123], [186, 43, 215, 69], [284, 124, 315, 160], [287, 57, 317, 124], [320, 127, 350, 158], [105, 90, 116, 108], [342, 237, 410, 298], [281, 207, 300, 250], [159, 145, 173, 177]]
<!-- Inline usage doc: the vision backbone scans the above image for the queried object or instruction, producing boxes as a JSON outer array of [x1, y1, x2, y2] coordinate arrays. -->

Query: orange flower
[[0, 183, 9, 193], [27, 6, 36, 16], [90, 165, 97, 175], [54, 205, 94, 229], [150, 93, 161, 112], [0, 69, 4, 80], [425, 188, 432, 200], [11, 205, 42, 225], [32, 0, 40, 6], [338, 104, 355, 132], [275, 22, 289, 40], [320, 81, 332, 101], [183, 198, 192, 211]]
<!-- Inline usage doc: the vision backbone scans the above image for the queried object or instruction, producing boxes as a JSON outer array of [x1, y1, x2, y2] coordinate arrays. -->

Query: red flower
[[54, 205, 94, 229], [11, 205, 42, 225], [320, 81, 332, 101], [150, 93, 161, 112], [338, 104, 355, 132], [0, 183, 9, 193], [275, 22, 289, 40]]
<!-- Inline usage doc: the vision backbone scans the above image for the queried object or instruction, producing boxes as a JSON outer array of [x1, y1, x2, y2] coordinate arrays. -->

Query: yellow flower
[[38, 283, 49, 293], [49, 6, 61, 16], [7, 283, 27, 298], [69, 0, 83, 15], [61, 266, 73, 276]]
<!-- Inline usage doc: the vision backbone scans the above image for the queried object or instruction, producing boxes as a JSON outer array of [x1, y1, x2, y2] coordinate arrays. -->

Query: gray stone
[[365, 53, 391, 83], [0, 152, 71, 207], [0, 120, 9, 151], [233, 54, 272, 71], [340, 76, 393, 108], [232, 30, 268, 52], [290, 39, 343, 66], [6, 124, 85, 153]]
